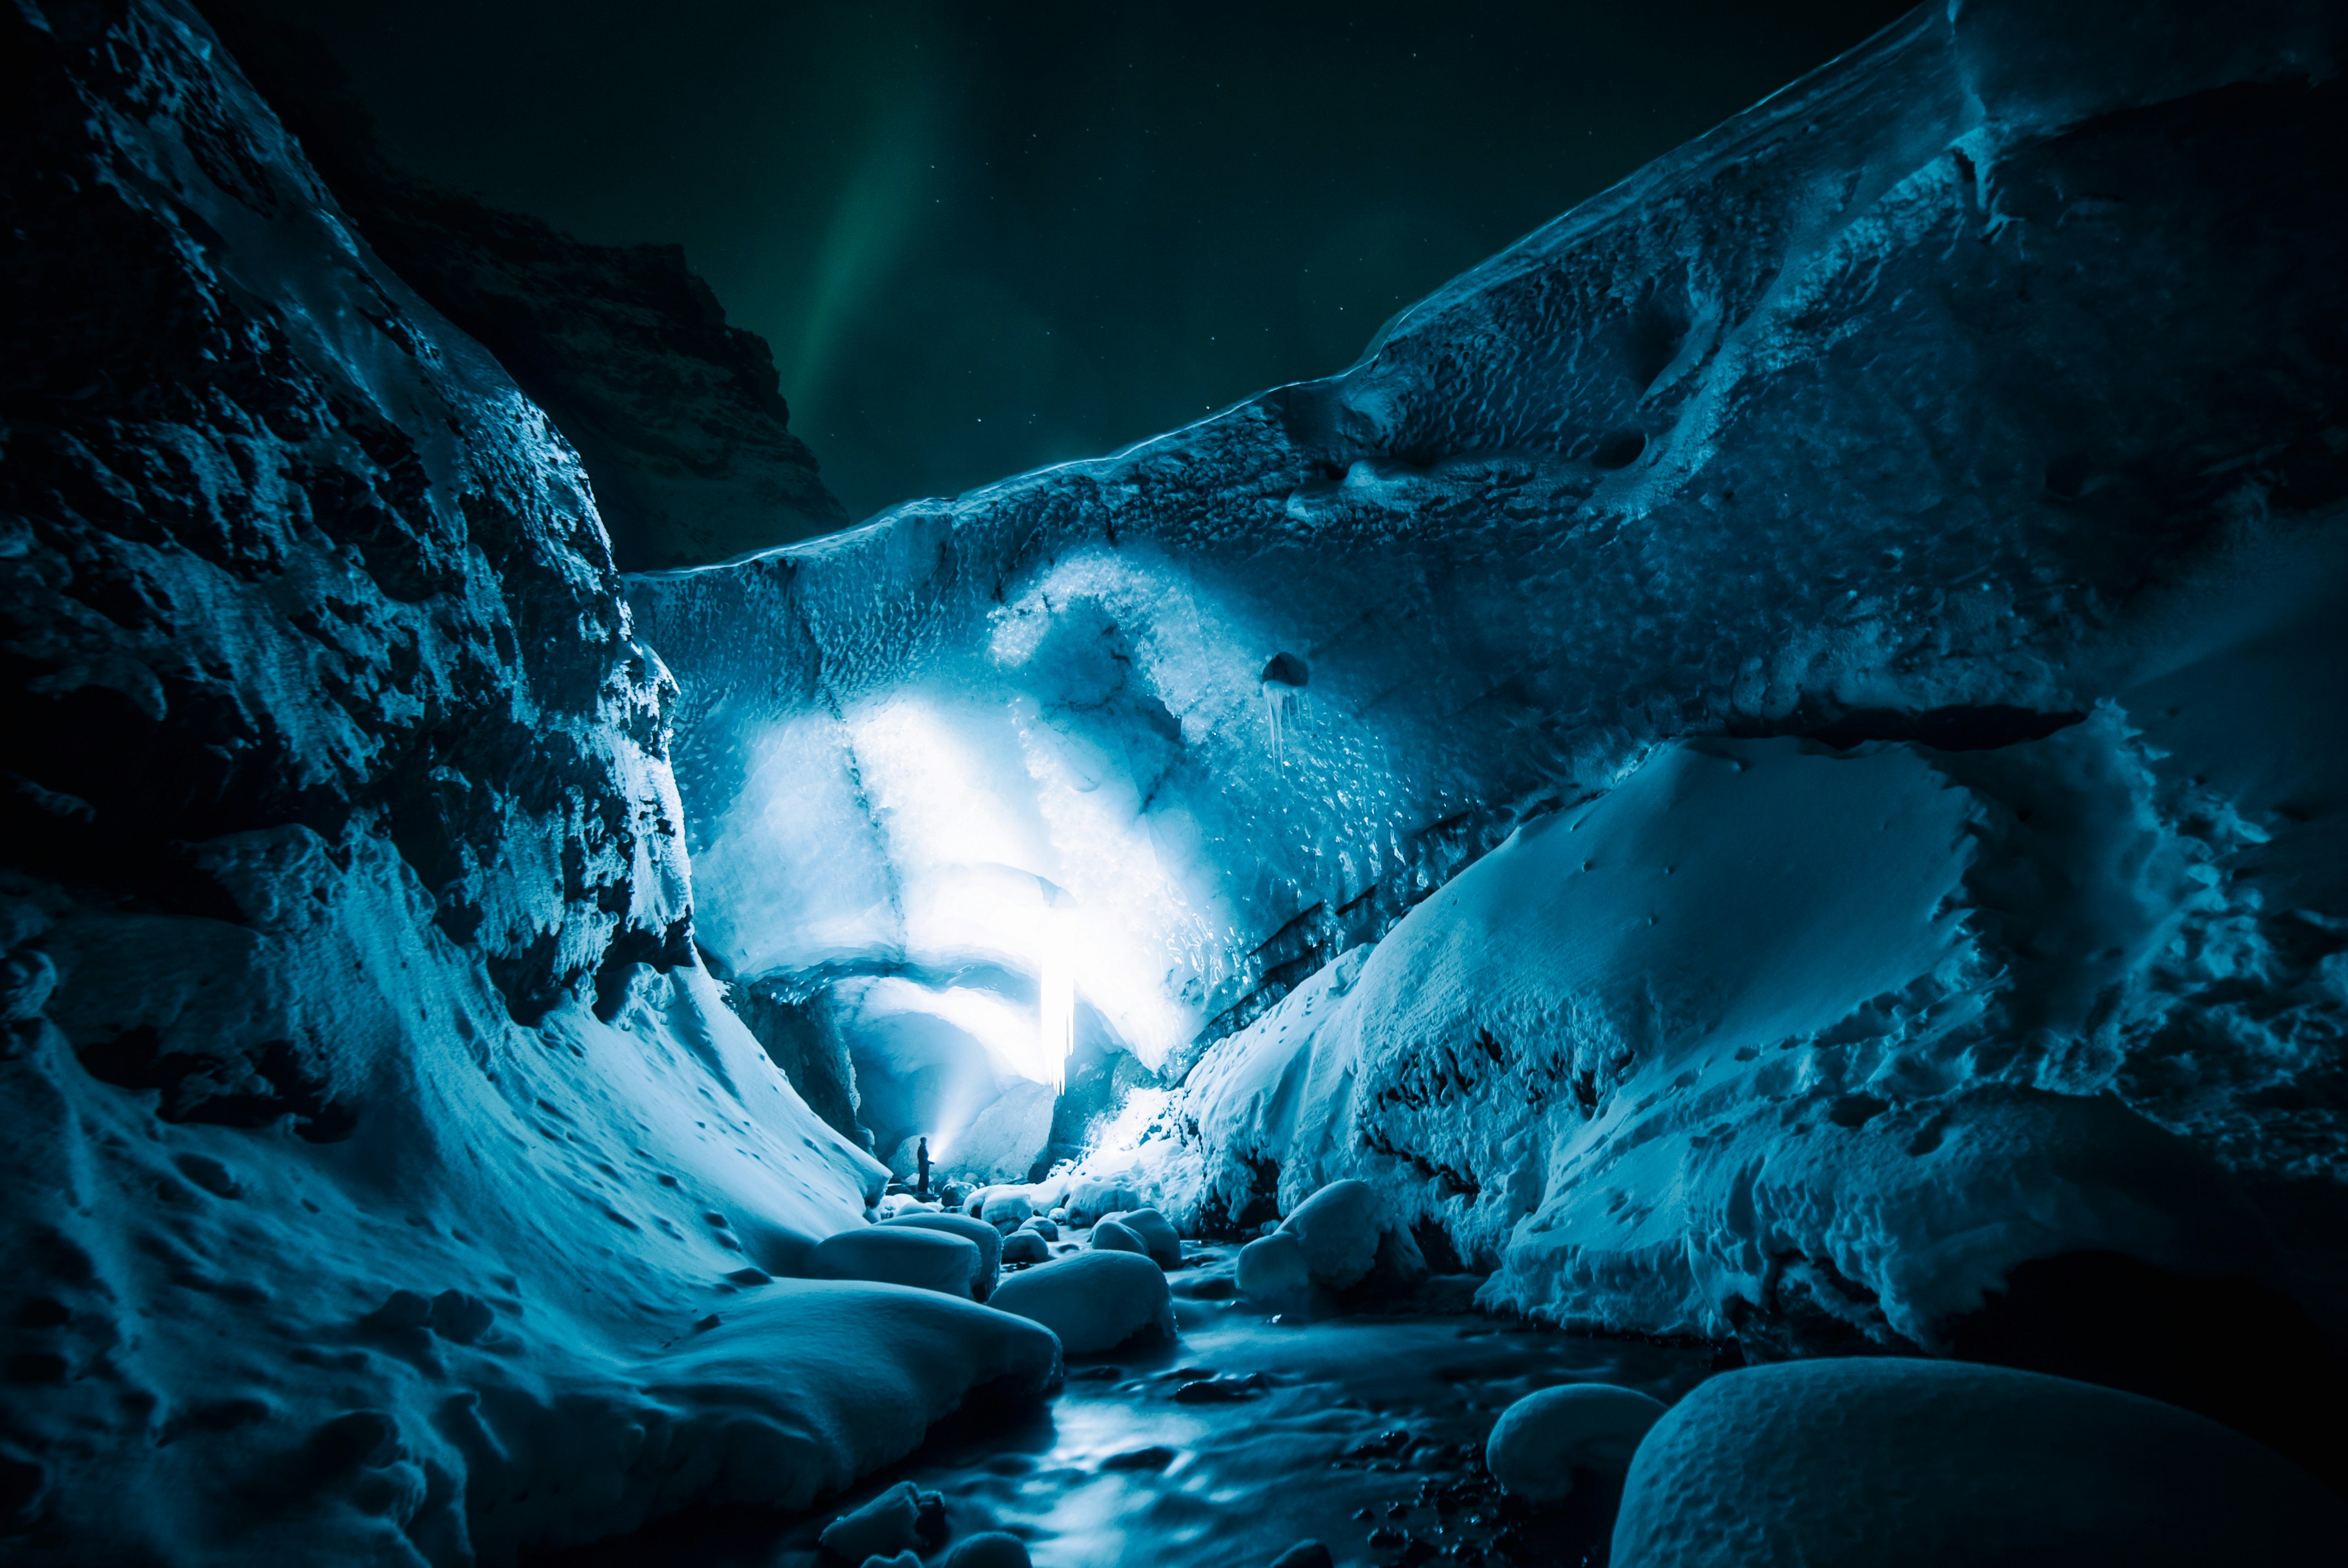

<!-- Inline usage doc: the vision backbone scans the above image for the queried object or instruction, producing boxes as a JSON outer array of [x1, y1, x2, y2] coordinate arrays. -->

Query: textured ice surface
[[633, 0, 2348, 1338], [1134, 729, 2290, 1343]]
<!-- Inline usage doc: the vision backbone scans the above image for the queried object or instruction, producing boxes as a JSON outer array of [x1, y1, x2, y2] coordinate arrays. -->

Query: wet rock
[[1100, 1445, 1178, 1472], [1174, 1372, 1269, 1404]]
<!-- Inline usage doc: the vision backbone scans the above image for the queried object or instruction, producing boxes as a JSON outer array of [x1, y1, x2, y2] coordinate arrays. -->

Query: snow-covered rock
[[1610, 1359, 2348, 1566], [1235, 1231, 1310, 1308], [1090, 1219, 1150, 1260], [1101, 1207, 1183, 1269], [885, 1212, 1003, 1299], [986, 1252, 1177, 1354], [1485, 1384, 1668, 1505], [1000, 1230, 1051, 1265], [1278, 1181, 1384, 1291], [815, 1228, 985, 1298], [1061, 1177, 1143, 1225]]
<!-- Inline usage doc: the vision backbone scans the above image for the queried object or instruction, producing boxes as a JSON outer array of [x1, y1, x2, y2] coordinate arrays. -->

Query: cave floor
[[547, 1243, 1721, 1568]]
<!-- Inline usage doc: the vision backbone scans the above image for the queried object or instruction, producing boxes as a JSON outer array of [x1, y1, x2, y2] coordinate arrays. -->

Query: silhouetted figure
[[916, 1137, 931, 1199]]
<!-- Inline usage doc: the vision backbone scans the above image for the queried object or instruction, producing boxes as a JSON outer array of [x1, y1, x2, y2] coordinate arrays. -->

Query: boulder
[[1485, 1383, 1668, 1504], [812, 1229, 983, 1298], [987, 1252, 1176, 1354], [1610, 1359, 2348, 1566], [884, 1212, 1003, 1299], [1101, 1207, 1182, 1268], [818, 1481, 941, 1561], [1001, 1230, 1050, 1266], [1280, 1180, 1383, 1290], [1236, 1231, 1310, 1307], [1091, 1219, 1150, 1257]]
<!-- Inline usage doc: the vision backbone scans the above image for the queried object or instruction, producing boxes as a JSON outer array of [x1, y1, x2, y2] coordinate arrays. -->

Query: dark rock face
[[200, 2, 849, 572]]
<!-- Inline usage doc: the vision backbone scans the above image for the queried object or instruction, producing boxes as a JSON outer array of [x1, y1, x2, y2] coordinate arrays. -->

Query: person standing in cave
[[916, 1137, 931, 1199]]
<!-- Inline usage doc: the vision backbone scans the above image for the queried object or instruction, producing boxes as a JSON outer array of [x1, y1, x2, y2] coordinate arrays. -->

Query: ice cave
[[4, 0, 2347, 1564]]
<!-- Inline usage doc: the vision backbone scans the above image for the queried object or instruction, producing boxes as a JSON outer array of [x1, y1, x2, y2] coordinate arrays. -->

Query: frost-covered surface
[[632, 0, 2348, 1338], [0, 3, 1048, 1560], [1611, 1358, 2348, 1566]]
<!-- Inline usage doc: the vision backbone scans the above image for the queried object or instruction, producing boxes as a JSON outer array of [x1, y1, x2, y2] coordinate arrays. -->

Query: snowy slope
[[0, 4, 1052, 1561]]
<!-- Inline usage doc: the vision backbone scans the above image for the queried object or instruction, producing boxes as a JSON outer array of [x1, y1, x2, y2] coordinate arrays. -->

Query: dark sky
[[256, 1, 1916, 523]]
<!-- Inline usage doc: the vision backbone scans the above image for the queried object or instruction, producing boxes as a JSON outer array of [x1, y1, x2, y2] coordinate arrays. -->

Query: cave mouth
[[722, 947, 1155, 1193]]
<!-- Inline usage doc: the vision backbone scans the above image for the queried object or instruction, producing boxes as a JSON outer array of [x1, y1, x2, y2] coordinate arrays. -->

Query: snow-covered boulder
[[1278, 1181, 1384, 1290], [814, 1228, 985, 1298], [1101, 1207, 1183, 1268], [1090, 1218, 1150, 1259], [1486, 1384, 1668, 1504], [1001, 1230, 1051, 1265], [884, 1212, 1003, 1299], [987, 1252, 1176, 1354], [1611, 1359, 2348, 1566], [1235, 1231, 1311, 1307], [1020, 1216, 1060, 1241]]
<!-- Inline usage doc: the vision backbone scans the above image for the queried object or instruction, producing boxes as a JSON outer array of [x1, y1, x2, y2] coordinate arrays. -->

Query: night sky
[[255, 1, 1916, 523]]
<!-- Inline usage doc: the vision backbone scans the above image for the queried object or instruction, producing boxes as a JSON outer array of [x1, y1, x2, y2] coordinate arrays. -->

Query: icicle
[[1259, 651, 1310, 770]]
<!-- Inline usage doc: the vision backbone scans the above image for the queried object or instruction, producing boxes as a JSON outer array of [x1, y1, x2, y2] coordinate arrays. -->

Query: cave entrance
[[729, 960, 1150, 1191]]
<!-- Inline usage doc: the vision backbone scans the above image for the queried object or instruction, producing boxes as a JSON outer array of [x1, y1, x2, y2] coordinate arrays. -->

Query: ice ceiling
[[637, 0, 2348, 1197]]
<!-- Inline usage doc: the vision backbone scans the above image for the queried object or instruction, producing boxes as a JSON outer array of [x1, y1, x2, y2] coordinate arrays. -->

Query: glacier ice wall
[[0, 3, 1053, 1561], [634, 0, 2348, 1332]]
